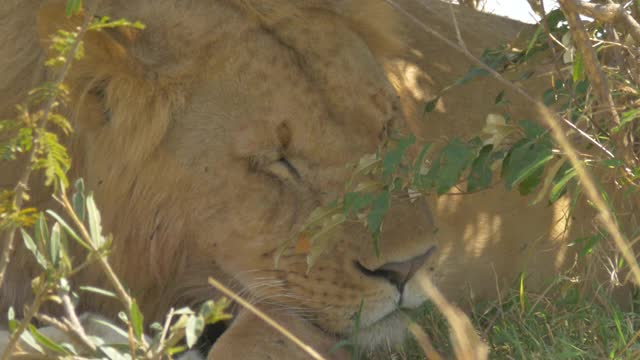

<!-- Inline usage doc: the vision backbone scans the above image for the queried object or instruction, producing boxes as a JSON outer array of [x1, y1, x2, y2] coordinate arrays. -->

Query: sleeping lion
[[1, 0, 605, 358]]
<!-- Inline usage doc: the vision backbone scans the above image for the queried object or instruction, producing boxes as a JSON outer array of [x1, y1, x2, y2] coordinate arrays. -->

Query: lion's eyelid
[[278, 157, 301, 180]]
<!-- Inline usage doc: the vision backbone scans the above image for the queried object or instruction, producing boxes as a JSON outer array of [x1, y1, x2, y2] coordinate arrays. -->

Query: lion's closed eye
[[248, 152, 302, 183], [265, 157, 301, 182]]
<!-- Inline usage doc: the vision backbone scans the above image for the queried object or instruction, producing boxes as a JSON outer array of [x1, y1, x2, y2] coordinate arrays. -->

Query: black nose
[[355, 246, 436, 292]]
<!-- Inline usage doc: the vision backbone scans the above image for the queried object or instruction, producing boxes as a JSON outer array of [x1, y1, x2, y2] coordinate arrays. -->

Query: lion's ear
[[36, 1, 140, 69]]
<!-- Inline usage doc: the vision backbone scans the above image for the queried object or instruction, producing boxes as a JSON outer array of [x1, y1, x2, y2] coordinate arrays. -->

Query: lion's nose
[[355, 246, 436, 292]]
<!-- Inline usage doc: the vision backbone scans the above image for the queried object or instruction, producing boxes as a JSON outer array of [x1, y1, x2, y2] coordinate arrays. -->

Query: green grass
[[395, 274, 640, 359]]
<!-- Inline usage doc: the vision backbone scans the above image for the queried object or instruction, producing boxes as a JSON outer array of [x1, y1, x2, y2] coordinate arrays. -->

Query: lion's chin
[[349, 310, 408, 350]]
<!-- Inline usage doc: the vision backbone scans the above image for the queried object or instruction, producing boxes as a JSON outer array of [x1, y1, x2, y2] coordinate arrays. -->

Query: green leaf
[[502, 139, 553, 191], [494, 90, 509, 106], [415, 153, 440, 190], [129, 300, 144, 341], [612, 108, 640, 133], [117, 313, 128, 327], [21, 229, 47, 269], [524, 25, 544, 57], [519, 119, 548, 139], [550, 167, 577, 203], [435, 138, 475, 195], [65, 0, 83, 16], [49, 222, 61, 267], [343, 192, 376, 216], [79, 286, 117, 298], [167, 346, 188, 356], [518, 166, 545, 195], [185, 315, 204, 348], [542, 88, 557, 106], [72, 178, 86, 222], [329, 339, 354, 353], [600, 159, 624, 168], [573, 234, 604, 257], [20, 330, 45, 354], [423, 96, 440, 115], [48, 114, 72, 135], [29, 324, 70, 354], [89, 317, 130, 340], [382, 135, 415, 178], [34, 214, 49, 248], [86, 193, 105, 248], [198, 299, 232, 324], [575, 79, 589, 96], [367, 191, 390, 256], [572, 51, 585, 82], [412, 142, 432, 182], [33, 131, 70, 189], [467, 145, 494, 192], [99, 346, 129, 360], [456, 67, 490, 86], [7, 307, 17, 333], [45, 210, 89, 250]]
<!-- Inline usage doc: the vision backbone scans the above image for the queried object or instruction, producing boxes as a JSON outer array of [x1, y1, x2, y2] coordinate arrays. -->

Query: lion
[[0, 0, 615, 359]]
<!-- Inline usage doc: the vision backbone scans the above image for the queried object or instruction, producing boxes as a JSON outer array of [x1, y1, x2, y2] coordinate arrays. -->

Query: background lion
[[0, 0, 620, 359]]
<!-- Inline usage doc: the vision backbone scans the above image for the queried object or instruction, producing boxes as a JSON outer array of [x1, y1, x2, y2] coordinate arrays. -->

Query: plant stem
[[59, 192, 151, 354]]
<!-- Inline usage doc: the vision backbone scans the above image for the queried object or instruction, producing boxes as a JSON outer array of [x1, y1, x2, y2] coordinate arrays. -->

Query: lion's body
[[385, 0, 585, 302], [0, 1, 608, 358]]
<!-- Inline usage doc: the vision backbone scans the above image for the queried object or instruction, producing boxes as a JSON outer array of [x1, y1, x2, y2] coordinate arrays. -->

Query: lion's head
[[1, 0, 442, 354]]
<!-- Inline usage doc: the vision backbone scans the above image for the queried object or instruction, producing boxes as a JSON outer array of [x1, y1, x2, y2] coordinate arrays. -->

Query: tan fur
[[0, 1, 617, 359]]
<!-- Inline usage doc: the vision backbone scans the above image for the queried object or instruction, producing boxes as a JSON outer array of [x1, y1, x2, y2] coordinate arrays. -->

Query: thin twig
[[59, 193, 131, 309], [448, 3, 466, 49], [61, 293, 97, 353], [539, 0, 565, 77], [559, 0, 622, 127], [34, 313, 96, 356], [150, 307, 174, 358], [385, 0, 640, 285], [571, 0, 640, 44], [58, 191, 151, 355], [208, 276, 326, 360]]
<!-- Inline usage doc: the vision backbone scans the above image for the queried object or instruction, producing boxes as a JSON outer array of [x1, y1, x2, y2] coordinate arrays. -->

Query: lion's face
[[34, 0, 438, 345]]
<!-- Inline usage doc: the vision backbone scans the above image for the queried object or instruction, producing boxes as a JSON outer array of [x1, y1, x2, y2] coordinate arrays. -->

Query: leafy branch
[[0, 1, 97, 292]]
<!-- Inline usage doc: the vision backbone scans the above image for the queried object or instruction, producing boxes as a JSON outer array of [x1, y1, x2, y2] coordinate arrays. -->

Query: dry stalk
[[407, 321, 445, 360], [415, 274, 489, 360], [558, 1, 627, 150]]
